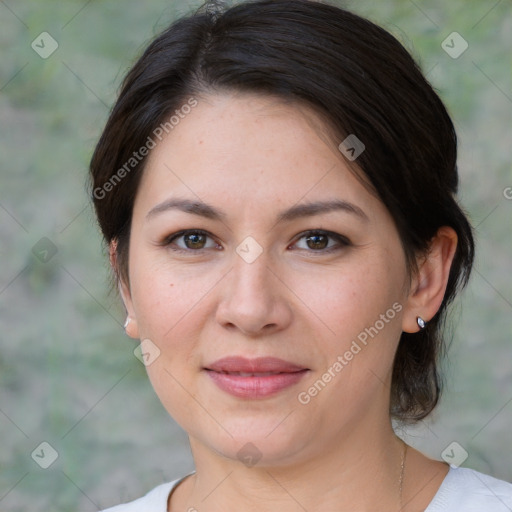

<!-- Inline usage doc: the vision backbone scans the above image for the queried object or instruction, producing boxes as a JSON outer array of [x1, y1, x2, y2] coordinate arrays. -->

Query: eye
[[290, 230, 351, 253], [161, 229, 350, 254], [163, 229, 222, 252]]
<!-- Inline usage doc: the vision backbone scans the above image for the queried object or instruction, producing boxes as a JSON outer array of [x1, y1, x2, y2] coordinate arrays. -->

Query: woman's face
[[122, 93, 411, 466]]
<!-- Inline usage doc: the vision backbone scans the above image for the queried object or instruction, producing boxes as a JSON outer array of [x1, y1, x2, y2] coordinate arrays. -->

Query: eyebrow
[[145, 197, 368, 223]]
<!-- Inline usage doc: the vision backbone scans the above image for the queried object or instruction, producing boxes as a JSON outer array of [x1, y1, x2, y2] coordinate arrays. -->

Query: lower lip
[[206, 370, 309, 399]]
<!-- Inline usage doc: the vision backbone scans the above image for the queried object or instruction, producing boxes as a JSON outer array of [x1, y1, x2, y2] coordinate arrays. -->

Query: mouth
[[204, 356, 310, 399], [205, 356, 308, 373], [212, 371, 298, 377]]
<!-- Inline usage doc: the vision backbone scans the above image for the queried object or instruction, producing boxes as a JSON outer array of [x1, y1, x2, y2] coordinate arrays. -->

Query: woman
[[90, 1, 512, 510]]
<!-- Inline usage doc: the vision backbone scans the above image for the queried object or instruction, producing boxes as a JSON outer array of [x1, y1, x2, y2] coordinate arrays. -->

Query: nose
[[215, 248, 293, 337]]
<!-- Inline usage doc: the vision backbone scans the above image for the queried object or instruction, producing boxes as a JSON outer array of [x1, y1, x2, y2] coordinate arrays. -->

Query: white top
[[100, 466, 512, 511]]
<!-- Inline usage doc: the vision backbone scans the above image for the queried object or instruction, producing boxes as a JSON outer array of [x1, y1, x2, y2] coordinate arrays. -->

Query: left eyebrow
[[145, 197, 368, 223], [274, 199, 369, 224]]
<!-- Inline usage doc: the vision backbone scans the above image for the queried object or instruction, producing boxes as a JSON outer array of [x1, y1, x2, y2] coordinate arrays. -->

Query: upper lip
[[205, 356, 308, 374]]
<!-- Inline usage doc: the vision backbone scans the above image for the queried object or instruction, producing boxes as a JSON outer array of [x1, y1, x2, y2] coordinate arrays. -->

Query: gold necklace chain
[[399, 440, 408, 511]]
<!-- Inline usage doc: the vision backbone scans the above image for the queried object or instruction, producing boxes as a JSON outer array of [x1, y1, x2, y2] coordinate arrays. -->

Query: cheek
[[293, 269, 404, 412], [293, 257, 406, 398], [129, 262, 209, 426], [294, 259, 402, 338], [129, 256, 214, 341]]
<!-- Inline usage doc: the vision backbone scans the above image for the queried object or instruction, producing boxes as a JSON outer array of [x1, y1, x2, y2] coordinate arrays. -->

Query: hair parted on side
[[89, 0, 475, 424]]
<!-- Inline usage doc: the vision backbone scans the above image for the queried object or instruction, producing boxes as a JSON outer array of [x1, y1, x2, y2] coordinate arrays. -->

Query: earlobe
[[110, 239, 140, 339], [118, 278, 141, 339], [123, 315, 140, 338], [402, 226, 458, 333]]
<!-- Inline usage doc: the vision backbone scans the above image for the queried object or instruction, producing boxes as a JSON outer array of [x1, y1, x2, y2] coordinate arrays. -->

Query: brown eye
[[291, 230, 351, 253], [183, 232, 207, 249], [164, 229, 221, 252], [305, 233, 329, 250]]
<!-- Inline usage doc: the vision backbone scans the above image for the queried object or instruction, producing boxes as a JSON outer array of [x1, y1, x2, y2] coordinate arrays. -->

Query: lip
[[204, 356, 309, 399]]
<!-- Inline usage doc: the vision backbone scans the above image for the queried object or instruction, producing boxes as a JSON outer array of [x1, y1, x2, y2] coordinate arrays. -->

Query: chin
[[192, 414, 313, 468]]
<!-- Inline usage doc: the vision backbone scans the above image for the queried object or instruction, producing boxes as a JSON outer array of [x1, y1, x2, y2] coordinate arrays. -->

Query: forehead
[[134, 93, 382, 221]]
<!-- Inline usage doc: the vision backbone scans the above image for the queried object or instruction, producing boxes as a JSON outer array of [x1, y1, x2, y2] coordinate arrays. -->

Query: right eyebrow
[[146, 198, 226, 222]]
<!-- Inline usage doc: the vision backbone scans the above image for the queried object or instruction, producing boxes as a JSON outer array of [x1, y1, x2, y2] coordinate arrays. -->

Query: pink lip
[[204, 357, 309, 399]]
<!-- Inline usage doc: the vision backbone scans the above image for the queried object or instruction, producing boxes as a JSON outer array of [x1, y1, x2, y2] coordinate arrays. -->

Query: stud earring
[[416, 316, 427, 330], [124, 317, 131, 330]]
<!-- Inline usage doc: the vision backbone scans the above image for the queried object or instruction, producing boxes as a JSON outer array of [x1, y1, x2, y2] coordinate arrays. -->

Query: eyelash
[[161, 229, 351, 255]]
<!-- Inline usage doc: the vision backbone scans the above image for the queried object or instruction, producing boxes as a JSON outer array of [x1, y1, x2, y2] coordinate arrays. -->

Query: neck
[[176, 420, 406, 512]]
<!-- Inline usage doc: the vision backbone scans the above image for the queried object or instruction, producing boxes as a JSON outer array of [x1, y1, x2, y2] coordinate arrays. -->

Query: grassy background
[[1, 0, 511, 510]]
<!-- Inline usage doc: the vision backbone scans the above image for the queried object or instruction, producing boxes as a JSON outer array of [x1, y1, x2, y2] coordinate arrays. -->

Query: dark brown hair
[[89, 0, 474, 424]]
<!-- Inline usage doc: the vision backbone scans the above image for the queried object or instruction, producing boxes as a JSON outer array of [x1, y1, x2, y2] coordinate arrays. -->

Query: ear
[[402, 226, 458, 333], [110, 239, 140, 339]]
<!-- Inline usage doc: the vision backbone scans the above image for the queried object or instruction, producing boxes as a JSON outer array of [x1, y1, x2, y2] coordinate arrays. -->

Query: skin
[[114, 93, 457, 511]]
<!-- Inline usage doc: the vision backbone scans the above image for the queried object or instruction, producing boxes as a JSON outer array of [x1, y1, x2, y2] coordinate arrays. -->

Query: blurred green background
[[1, 0, 511, 510]]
